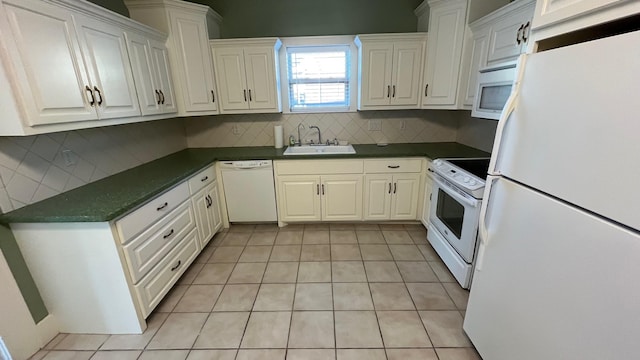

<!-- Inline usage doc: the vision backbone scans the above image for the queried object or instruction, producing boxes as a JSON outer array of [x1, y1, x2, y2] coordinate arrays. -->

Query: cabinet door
[[486, 6, 533, 65], [127, 33, 162, 116], [150, 40, 178, 115], [170, 12, 217, 113], [532, 0, 622, 30], [390, 173, 421, 220], [193, 187, 214, 248], [208, 182, 223, 234], [244, 47, 278, 110], [321, 175, 363, 221], [277, 176, 321, 222], [213, 47, 250, 111], [2, 0, 96, 125], [422, 0, 467, 107], [74, 16, 141, 120], [390, 42, 423, 107], [463, 27, 491, 107], [364, 174, 392, 220], [359, 43, 393, 107]]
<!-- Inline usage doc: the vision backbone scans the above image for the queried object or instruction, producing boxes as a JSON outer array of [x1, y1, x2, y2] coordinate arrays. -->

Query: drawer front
[[123, 201, 197, 283], [188, 165, 216, 194], [116, 182, 190, 243], [134, 228, 199, 318], [275, 160, 364, 175], [364, 158, 423, 173]]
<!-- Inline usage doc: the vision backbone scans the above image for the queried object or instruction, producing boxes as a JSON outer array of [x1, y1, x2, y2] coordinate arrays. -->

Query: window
[[286, 45, 352, 112]]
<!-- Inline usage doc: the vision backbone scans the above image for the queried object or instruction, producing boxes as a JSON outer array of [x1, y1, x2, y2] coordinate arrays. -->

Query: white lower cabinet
[[364, 173, 421, 220], [275, 160, 364, 223], [11, 163, 223, 334]]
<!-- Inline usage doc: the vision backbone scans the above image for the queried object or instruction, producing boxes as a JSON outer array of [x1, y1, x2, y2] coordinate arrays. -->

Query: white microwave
[[472, 61, 517, 120]]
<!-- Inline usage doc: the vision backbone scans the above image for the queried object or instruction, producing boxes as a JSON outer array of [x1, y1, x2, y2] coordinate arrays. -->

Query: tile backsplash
[[185, 110, 460, 148], [0, 120, 187, 213]]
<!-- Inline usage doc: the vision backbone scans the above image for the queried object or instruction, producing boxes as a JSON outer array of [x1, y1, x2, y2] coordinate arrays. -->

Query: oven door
[[429, 176, 481, 263], [472, 62, 516, 120]]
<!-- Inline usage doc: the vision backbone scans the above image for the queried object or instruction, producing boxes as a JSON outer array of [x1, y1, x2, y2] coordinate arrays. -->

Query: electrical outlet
[[62, 149, 76, 166], [231, 124, 240, 135], [400, 120, 406, 130], [368, 119, 382, 131]]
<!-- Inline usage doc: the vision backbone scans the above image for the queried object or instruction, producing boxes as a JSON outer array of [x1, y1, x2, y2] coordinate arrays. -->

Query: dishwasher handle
[[220, 160, 273, 170]]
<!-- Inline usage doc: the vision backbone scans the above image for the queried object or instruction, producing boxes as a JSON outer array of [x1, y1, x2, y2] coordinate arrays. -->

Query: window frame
[[279, 36, 358, 114]]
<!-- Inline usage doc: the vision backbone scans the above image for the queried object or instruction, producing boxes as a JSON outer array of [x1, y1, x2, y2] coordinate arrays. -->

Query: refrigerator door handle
[[476, 175, 499, 271], [488, 54, 528, 175]]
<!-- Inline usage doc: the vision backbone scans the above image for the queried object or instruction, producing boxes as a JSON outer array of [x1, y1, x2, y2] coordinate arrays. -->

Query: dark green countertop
[[0, 143, 488, 224]]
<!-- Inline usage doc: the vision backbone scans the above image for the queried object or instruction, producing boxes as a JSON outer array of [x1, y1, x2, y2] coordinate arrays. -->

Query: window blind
[[286, 45, 351, 111]]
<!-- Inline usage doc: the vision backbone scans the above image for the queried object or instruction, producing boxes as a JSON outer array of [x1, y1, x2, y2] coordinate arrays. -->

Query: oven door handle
[[476, 175, 498, 271], [432, 176, 479, 208]]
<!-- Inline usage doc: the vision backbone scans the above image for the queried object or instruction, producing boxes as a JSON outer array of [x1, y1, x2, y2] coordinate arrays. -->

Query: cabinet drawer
[[364, 158, 423, 173], [134, 228, 199, 318], [275, 160, 364, 175], [123, 201, 197, 283], [116, 182, 190, 243], [188, 165, 216, 194]]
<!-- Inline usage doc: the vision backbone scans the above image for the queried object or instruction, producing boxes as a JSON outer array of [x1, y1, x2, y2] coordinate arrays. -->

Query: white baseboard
[[35, 315, 58, 349]]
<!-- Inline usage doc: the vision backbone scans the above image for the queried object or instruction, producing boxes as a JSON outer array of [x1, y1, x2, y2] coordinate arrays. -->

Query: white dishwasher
[[219, 160, 278, 222]]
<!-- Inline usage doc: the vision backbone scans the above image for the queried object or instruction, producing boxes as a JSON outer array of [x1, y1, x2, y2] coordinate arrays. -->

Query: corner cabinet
[[211, 38, 282, 114], [355, 33, 426, 110], [274, 160, 364, 224], [11, 163, 224, 334], [125, 0, 223, 116], [0, 0, 179, 135]]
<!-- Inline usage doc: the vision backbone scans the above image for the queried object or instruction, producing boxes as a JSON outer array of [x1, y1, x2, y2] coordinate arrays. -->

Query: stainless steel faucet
[[309, 125, 321, 145], [296, 123, 305, 146]]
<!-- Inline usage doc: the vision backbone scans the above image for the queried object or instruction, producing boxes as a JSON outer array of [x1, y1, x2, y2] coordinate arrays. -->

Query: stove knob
[[469, 179, 477, 186], [463, 176, 470, 183]]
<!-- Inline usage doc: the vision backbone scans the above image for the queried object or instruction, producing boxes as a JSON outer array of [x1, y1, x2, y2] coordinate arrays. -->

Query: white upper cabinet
[[211, 38, 282, 114], [532, 0, 640, 38], [355, 33, 426, 110], [1, 0, 97, 126], [462, 26, 490, 106], [74, 16, 141, 120], [485, 1, 535, 65], [125, 0, 223, 116], [421, 0, 467, 108], [0, 0, 178, 135], [127, 32, 177, 116]]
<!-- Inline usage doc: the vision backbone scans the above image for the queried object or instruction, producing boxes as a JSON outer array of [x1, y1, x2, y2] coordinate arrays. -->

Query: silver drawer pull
[[201, 176, 209, 182], [387, 165, 400, 169], [163, 229, 174, 239], [157, 202, 168, 211], [170, 260, 182, 271]]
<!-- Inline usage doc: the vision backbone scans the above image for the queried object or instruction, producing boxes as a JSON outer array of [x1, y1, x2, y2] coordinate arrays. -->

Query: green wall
[[89, 0, 423, 37], [0, 226, 48, 323]]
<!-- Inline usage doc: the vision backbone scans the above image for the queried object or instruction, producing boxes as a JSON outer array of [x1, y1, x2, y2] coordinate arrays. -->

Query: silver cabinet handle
[[163, 229, 174, 239], [156, 202, 168, 211]]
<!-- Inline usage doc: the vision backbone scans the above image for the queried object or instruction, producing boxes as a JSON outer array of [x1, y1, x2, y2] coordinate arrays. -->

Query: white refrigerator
[[463, 30, 640, 359]]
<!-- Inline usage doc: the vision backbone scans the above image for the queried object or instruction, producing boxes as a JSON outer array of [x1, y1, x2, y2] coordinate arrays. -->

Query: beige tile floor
[[31, 223, 481, 360]]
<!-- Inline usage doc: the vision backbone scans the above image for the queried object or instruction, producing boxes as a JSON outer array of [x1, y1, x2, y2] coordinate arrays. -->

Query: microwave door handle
[[432, 177, 479, 208], [476, 175, 498, 271], [487, 54, 528, 175]]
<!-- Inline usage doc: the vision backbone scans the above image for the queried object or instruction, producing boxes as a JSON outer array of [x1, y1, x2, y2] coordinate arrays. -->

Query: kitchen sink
[[283, 144, 356, 155]]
